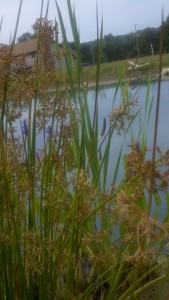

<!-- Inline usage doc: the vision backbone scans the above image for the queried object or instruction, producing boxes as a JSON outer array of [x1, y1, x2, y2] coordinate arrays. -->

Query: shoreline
[[86, 73, 159, 88], [48, 73, 168, 94]]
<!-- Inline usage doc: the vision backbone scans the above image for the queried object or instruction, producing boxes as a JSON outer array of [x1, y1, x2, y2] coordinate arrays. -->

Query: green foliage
[[80, 15, 169, 64], [17, 15, 169, 64], [0, 1, 169, 299], [17, 31, 37, 42]]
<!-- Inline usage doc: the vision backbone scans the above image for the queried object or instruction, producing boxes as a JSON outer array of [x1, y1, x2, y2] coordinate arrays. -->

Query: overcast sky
[[1, 0, 169, 44]]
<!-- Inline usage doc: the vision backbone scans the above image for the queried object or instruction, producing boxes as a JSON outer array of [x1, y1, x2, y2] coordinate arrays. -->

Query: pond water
[[87, 78, 169, 221], [87, 79, 169, 181], [88, 79, 169, 150], [9, 78, 169, 220], [12, 78, 169, 154]]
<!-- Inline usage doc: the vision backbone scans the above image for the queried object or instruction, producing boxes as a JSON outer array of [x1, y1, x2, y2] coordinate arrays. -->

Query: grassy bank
[[0, 1, 169, 299], [83, 53, 169, 83]]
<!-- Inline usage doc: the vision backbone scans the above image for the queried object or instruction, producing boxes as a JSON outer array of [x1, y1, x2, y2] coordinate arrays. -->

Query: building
[[13, 38, 37, 69], [12, 38, 77, 71]]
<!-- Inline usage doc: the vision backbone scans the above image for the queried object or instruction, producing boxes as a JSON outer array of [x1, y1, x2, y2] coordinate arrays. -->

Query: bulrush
[[0, 1, 169, 299]]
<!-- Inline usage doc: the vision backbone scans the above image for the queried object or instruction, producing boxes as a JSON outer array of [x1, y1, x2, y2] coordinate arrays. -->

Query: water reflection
[[88, 79, 169, 221], [5, 78, 169, 183]]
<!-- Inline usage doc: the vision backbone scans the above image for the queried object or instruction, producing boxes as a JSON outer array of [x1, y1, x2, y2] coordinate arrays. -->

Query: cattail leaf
[[100, 117, 106, 137]]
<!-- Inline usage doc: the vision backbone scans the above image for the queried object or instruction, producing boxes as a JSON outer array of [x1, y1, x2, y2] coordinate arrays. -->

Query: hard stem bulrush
[[115, 143, 169, 274], [109, 98, 138, 134], [0, 16, 78, 298], [1, 3, 169, 299]]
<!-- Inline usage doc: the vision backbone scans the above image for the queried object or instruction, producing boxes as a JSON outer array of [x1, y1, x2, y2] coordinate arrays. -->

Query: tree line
[[17, 15, 169, 65], [77, 15, 169, 64]]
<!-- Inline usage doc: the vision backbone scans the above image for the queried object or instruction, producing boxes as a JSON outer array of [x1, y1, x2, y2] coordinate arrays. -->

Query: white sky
[[1, 0, 169, 44]]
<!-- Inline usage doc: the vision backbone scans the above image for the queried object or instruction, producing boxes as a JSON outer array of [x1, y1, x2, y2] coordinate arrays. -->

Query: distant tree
[[80, 43, 93, 64], [68, 41, 76, 50], [138, 27, 160, 56], [103, 34, 114, 62], [17, 32, 36, 43], [164, 15, 169, 53]]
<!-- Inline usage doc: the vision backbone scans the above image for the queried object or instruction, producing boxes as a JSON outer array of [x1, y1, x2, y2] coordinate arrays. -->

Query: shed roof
[[12, 38, 77, 60], [13, 38, 37, 56]]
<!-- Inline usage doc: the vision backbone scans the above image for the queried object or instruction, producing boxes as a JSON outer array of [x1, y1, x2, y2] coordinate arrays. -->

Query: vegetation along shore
[[0, 0, 169, 299], [82, 52, 169, 85]]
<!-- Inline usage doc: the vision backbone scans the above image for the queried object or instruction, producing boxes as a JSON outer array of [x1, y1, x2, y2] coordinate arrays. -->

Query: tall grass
[[0, 1, 169, 299]]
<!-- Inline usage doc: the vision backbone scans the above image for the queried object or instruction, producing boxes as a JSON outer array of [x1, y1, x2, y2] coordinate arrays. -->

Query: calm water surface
[[87, 79, 169, 220], [11, 78, 169, 219], [88, 79, 169, 178], [88, 79, 169, 150]]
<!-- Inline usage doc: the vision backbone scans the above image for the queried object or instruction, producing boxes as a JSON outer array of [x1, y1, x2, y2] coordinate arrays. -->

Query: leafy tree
[[103, 34, 114, 62], [164, 15, 169, 53], [17, 32, 36, 43], [17, 14, 169, 62], [80, 14, 169, 63], [80, 43, 94, 64]]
